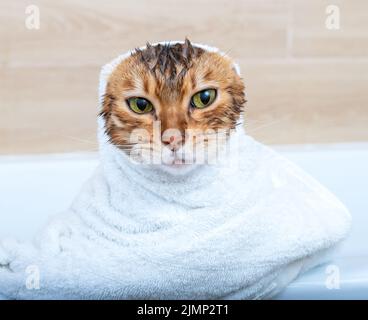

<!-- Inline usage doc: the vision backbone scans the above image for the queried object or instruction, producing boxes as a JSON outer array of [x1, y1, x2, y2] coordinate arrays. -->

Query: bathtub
[[0, 144, 367, 299]]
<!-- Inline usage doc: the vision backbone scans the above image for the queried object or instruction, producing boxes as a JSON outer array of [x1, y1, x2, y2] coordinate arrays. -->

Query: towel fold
[[0, 43, 351, 299]]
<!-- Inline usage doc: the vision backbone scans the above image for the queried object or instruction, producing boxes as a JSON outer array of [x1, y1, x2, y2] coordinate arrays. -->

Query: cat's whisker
[[52, 134, 99, 146], [222, 46, 236, 58], [245, 115, 292, 133], [115, 143, 140, 147], [118, 147, 135, 151]]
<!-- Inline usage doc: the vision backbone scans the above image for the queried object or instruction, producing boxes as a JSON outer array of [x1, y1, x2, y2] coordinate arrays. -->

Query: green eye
[[127, 97, 153, 114], [191, 89, 217, 109]]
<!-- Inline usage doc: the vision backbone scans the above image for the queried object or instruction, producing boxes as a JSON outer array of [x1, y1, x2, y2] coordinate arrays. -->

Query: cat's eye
[[127, 97, 153, 114], [191, 89, 217, 109]]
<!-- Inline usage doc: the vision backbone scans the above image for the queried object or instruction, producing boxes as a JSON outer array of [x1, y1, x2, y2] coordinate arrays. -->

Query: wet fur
[[100, 39, 246, 152]]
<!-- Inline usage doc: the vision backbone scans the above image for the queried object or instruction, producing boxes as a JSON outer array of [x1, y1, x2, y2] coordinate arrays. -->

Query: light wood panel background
[[0, 0, 367, 154]]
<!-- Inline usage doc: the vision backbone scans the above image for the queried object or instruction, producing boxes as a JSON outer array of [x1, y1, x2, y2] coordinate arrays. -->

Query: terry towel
[[0, 43, 351, 300]]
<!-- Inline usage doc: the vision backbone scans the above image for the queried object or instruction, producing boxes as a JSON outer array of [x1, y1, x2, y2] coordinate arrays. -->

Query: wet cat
[[0, 40, 350, 300], [100, 39, 246, 173]]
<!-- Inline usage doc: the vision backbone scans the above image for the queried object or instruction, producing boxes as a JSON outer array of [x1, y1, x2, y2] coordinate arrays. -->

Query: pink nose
[[162, 133, 183, 151]]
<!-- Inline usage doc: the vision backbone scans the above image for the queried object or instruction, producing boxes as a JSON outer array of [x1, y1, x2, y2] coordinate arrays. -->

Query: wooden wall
[[1, 0, 367, 154]]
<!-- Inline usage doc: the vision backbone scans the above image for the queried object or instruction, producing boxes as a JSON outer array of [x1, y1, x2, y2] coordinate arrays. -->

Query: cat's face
[[100, 40, 245, 173]]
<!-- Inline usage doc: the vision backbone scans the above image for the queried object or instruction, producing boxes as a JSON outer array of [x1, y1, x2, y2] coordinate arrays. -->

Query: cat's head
[[100, 39, 246, 174]]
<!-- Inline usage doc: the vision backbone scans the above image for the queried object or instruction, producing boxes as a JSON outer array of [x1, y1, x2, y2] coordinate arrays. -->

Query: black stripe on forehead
[[134, 39, 205, 85]]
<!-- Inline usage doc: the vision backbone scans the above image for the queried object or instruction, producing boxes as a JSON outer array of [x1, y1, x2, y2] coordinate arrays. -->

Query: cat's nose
[[162, 133, 183, 151]]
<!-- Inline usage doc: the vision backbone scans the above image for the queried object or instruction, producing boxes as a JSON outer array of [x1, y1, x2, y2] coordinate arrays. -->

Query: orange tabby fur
[[100, 40, 246, 153]]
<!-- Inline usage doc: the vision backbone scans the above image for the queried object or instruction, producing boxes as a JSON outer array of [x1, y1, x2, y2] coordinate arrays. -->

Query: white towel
[[0, 43, 351, 300]]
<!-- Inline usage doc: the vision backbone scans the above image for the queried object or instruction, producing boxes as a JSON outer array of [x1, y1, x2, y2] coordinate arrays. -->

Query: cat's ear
[[137, 42, 159, 71], [182, 38, 195, 61], [231, 63, 241, 76]]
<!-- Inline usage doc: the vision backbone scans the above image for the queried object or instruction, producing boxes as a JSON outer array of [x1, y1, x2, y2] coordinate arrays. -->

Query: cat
[[100, 39, 246, 173], [0, 40, 350, 300]]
